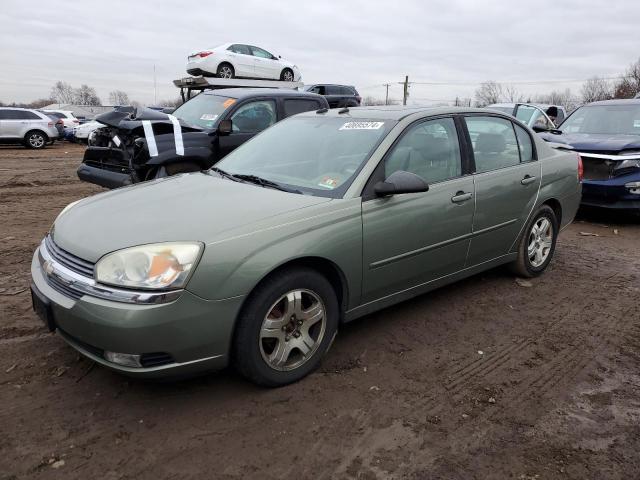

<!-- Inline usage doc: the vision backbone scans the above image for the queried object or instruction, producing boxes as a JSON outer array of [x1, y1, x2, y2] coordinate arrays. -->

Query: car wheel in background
[[510, 205, 558, 278], [216, 63, 235, 79], [233, 268, 339, 387], [280, 68, 294, 81], [24, 131, 47, 149]]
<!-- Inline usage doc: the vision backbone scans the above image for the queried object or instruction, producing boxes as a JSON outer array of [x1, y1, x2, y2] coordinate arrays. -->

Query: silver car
[[0, 107, 60, 149]]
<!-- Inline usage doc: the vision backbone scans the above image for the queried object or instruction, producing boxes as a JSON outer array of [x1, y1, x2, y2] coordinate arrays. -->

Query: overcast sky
[[1, 0, 639, 105]]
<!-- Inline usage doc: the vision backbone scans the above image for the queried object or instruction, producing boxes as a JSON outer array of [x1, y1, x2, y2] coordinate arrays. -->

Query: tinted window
[[3, 110, 41, 120], [229, 44, 251, 55], [465, 116, 521, 173], [230, 100, 276, 132], [0, 110, 11, 120], [283, 99, 321, 117], [340, 87, 354, 96], [385, 117, 462, 183], [325, 86, 340, 95], [250, 46, 273, 59], [514, 124, 534, 162], [307, 86, 325, 95]]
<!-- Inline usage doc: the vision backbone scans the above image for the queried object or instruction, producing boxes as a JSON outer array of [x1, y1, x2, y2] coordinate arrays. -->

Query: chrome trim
[[576, 151, 640, 161], [38, 240, 182, 304]]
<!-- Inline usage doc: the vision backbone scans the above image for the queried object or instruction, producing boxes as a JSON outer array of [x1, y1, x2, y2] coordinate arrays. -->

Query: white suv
[[42, 109, 80, 129], [0, 108, 60, 149]]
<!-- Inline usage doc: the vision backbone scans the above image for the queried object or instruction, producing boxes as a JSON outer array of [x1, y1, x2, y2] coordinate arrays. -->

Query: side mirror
[[218, 119, 233, 135], [162, 107, 175, 114], [374, 171, 429, 197]]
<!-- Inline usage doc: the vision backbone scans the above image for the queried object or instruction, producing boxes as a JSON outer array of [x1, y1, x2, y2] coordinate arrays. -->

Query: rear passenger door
[[324, 86, 341, 108], [463, 115, 541, 266], [227, 44, 255, 77]]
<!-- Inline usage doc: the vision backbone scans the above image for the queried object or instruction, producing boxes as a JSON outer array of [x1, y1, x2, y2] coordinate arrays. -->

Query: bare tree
[[108, 90, 130, 105], [156, 98, 184, 108], [581, 77, 613, 103], [50, 81, 75, 104], [503, 84, 524, 102], [474, 81, 503, 107], [534, 88, 580, 112], [74, 84, 101, 106], [613, 57, 640, 98]]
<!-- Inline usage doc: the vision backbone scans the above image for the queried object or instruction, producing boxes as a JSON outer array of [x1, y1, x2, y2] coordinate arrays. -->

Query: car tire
[[510, 205, 558, 278], [216, 63, 235, 79], [24, 130, 47, 149], [280, 68, 294, 82], [233, 267, 339, 387]]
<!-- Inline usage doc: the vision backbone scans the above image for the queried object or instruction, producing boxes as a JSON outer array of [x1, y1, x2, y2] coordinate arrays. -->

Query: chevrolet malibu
[[31, 107, 582, 386]]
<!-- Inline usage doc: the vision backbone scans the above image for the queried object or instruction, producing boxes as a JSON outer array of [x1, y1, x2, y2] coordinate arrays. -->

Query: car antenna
[[316, 107, 328, 114], [338, 107, 349, 114]]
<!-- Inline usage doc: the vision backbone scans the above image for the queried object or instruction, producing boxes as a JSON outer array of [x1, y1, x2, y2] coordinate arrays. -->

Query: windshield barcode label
[[339, 121, 384, 130]]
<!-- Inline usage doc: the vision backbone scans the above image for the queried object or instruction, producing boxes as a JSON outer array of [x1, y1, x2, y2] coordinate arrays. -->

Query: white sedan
[[74, 120, 106, 144], [186, 43, 301, 82]]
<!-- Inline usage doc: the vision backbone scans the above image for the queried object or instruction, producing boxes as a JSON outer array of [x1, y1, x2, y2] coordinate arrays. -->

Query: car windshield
[[216, 116, 396, 197], [560, 104, 640, 135], [172, 93, 236, 129]]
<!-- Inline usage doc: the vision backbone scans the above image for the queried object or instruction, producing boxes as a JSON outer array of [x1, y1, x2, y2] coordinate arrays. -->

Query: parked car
[[487, 103, 564, 129], [41, 109, 80, 129], [186, 43, 301, 81], [42, 113, 65, 142], [540, 99, 640, 211], [31, 107, 581, 386], [77, 88, 328, 188], [73, 120, 107, 143], [0, 107, 59, 149], [302, 84, 362, 108]]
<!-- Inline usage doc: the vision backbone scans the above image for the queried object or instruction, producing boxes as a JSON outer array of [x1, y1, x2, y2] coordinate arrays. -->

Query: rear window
[[172, 93, 236, 129], [283, 99, 322, 117]]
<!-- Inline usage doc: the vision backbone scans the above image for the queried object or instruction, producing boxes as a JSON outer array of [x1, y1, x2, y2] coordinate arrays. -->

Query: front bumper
[[31, 246, 245, 378], [582, 175, 640, 210], [77, 163, 132, 189]]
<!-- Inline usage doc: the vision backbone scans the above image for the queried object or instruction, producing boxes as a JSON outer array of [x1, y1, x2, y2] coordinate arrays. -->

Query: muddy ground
[[1, 143, 639, 479]]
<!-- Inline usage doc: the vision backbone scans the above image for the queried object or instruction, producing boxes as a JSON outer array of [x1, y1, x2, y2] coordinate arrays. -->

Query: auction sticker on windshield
[[339, 121, 384, 130]]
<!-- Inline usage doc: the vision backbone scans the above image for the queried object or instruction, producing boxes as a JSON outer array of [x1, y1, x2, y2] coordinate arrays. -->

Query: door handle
[[451, 191, 473, 203], [521, 175, 537, 185]]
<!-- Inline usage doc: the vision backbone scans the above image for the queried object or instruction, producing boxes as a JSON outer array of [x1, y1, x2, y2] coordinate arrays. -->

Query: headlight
[[95, 242, 203, 290], [613, 159, 640, 172]]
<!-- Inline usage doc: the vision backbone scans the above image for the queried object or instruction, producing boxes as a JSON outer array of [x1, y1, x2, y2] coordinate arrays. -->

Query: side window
[[339, 87, 353, 95], [7, 110, 40, 120], [250, 46, 273, 59], [515, 105, 536, 125], [325, 86, 340, 95], [283, 99, 321, 117], [0, 110, 11, 120], [230, 44, 251, 55], [384, 117, 462, 183], [308, 86, 324, 95], [530, 108, 553, 130], [514, 124, 534, 162], [464, 116, 521, 173], [230, 100, 277, 133]]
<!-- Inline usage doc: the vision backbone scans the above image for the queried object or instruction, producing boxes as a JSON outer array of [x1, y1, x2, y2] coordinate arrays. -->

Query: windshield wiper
[[232, 174, 302, 194], [208, 167, 241, 182]]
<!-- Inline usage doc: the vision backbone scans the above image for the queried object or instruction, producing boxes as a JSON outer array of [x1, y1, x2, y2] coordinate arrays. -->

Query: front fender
[[186, 199, 363, 309]]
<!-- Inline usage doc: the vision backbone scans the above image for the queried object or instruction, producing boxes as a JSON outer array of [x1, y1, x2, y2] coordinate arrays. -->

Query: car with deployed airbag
[[31, 106, 581, 386]]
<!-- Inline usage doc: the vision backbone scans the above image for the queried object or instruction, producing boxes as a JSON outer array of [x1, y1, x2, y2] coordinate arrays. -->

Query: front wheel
[[280, 68, 294, 81], [233, 268, 339, 387], [510, 205, 558, 277]]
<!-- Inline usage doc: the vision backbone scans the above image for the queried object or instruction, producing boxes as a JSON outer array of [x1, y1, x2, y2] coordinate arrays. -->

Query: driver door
[[216, 99, 277, 158], [361, 117, 475, 303]]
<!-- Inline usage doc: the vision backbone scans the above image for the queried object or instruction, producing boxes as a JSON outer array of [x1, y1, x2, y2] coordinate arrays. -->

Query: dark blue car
[[541, 99, 640, 211]]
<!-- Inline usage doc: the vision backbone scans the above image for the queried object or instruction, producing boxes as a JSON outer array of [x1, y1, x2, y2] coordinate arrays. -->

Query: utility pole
[[402, 76, 409, 105], [153, 64, 157, 106], [383, 83, 391, 105]]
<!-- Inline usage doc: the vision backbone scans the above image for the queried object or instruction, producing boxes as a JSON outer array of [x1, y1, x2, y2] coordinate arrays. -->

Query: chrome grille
[[47, 274, 84, 300], [45, 235, 95, 278]]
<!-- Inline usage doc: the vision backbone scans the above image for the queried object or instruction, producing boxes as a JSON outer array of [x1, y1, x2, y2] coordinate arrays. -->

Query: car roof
[[201, 88, 323, 99], [296, 106, 500, 121], [586, 99, 640, 106]]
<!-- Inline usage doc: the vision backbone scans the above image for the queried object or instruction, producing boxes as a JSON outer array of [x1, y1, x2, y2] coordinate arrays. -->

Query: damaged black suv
[[77, 88, 328, 188]]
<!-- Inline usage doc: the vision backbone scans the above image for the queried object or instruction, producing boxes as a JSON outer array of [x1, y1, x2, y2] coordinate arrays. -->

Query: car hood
[[52, 172, 331, 263], [540, 132, 640, 153], [95, 106, 202, 132]]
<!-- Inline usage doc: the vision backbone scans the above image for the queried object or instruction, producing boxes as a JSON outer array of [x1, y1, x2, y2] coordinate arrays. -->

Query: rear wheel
[[24, 130, 47, 149], [280, 68, 294, 81], [510, 205, 558, 277], [233, 268, 339, 387], [217, 63, 235, 79]]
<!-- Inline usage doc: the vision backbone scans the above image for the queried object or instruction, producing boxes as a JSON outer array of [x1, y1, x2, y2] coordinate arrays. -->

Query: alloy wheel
[[29, 134, 45, 148], [259, 289, 326, 371], [219, 66, 233, 78], [283, 70, 294, 81], [528, 217, 553, 268]]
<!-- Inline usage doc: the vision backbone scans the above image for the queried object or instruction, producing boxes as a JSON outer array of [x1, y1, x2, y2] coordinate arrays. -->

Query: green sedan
[[30, 107, 582, 386]]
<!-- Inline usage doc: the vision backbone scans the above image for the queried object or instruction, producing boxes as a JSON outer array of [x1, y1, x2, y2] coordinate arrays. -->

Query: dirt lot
[[1, 143, 639, 479]]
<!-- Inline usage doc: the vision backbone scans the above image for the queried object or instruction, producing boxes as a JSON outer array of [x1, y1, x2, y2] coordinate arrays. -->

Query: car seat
[[474, 133, 506, 171]]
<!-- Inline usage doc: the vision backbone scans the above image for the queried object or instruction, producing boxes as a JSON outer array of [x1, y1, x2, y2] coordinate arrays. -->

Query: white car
[[74, 120, 106, 144], [186, 43, 301, 82], [42, 110, 80, 129], [0, 107, 60, 149]]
